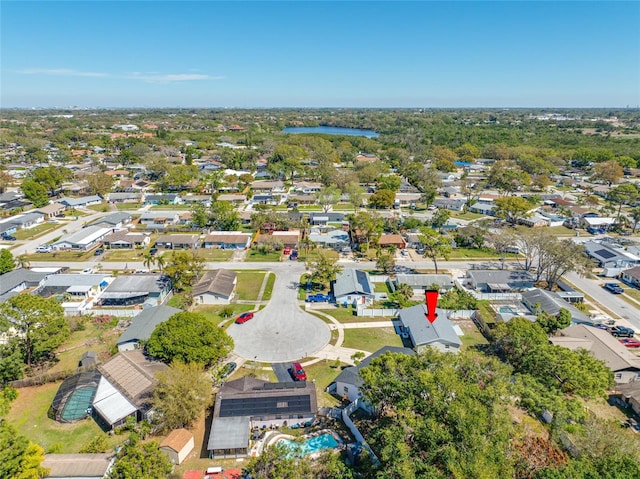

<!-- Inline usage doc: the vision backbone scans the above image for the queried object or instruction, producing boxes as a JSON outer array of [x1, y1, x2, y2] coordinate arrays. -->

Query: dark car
[[149, 247, 158, 255], [305, 293, 331, 303], [609, 325, 636, 338], [221, 361, 237, 378], [289, 249, 299, 261], [235, 312, 254, 324], [603, 283, 624, 294], [290, 362, 307, 381], [94, 248, 104, 256], [1, 234, 16, 241]]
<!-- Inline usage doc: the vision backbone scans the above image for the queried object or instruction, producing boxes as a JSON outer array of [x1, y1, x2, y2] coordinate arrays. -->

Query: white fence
[[369, 275, 390, 283], [445, 309, 476, 319], [342, 399, 380, 466], [356, 307, 399, 317], [84, 309, 141, 317]]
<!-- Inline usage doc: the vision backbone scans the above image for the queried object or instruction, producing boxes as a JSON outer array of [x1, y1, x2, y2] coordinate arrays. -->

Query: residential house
[[36, 273, 109, 301], [97, 274, 172, 307], [521, 288, 591, 324], [550, 325, 640, 384], [620, 265, 640, 288], [154, 234, 200, 250], [52, 225, 112, 251], [377, 234, 406, 249], [35, 202, 66, 219], [41, 454, 114, 479], [107, 192, 141, 203], [310, 212, 345, 224], [308, 229, 350, 249], [160, 429, 194, 465], [293, 181, 323, 194], [59, 195, 103, 208], [584, 240, 640, 277], [581, 216, 616, 231], [216, 193, 247, 204], [332, 269, 375, 306], [139, 211, 180, 229], [396, 304, 462, 353], [116, 305, 181, 351], [202, 231, 252, 250], [93, 350, 168, 429], [355, 153, 380, 163], [102, 230, 150, 249], [469, 202, 497, 216], [0, 268, 49, 303], [330, 346, 415, 404], [465, 269, 535, 293], [207, 377, 317, 459], [441, 186, 462, 198], [8, 211, 45, 229], [395, 192, 422, 207], [433, 198, 466, 212], [143, 194, 181, 205], [251, 180, 286, 194], [90, 212, 132, 229], [192, 269, 237, 305], [181, 194, 212, 206], [256, 230, 300, 248], [615, 383, 640, 416], [393, 274, 455, 297]]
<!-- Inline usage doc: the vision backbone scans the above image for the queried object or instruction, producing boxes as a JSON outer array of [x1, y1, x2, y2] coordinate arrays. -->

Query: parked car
[[80, 268, 94, 274], [289, 249, 298, 261], [149, 247, 158, 255], [36, 245, 52, 253], [619, 338, 640, 348], [1, 234, 16, 241], [235, 312, 254, 324], [306, 293, 331, 302], [283, 246, 291, 255], [603, 283, 624, 294], [94, 248, 104, 256], [401, 249, 409, 256], [290, 362, 307, 381], [220, 361, 237, 378], [609, 325, 636, 338]]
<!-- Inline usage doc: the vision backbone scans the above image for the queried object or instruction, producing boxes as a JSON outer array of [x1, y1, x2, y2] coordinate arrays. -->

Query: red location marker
[[425, 290, 439, 324]]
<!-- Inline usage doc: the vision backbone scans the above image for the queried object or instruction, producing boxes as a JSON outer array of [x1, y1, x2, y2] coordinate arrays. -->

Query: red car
[[235, 312, 254, 324], [283, 246, 291, 255], [290, 362, 307, 381], [619, 338, 640, 348]]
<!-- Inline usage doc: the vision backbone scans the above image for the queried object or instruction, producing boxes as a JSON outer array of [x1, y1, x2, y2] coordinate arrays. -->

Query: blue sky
[[2, 1, 639, 108]]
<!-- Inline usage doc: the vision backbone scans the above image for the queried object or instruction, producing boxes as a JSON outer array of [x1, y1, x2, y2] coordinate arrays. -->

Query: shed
[[160, 428, 195, 465], [42, 453, 114, 478]]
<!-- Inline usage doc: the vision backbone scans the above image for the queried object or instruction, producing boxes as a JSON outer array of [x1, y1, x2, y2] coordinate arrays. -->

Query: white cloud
[[16, 68, 108, 77]]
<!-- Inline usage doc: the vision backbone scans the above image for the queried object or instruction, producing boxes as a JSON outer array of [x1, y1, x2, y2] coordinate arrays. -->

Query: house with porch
[[102, 230, 150, 249], [97, 274, 172, 307], [35, 202, 66, 219], [433, 198, 466, 212], [52, 225, 112, 251], [465, 269, 535, 293], [620, 265, 640, 288], [332, 269, 375, 306], [139, 211, 180, 228], [377, 234, 406, 249]]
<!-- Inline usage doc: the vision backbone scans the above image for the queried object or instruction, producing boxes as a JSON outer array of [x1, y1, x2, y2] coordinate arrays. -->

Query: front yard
[[245, 250, 282, 262], [23, 249, 96, 262], [234, 271, 267, 301], [13, 222, 62, 240], [195, 249, 234, 261], [341, 327, 404, 352]]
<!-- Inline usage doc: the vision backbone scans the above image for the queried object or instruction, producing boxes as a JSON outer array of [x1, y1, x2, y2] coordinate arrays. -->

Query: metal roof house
[[52, 225, 112, 251], [59, 195, 103, 208], [116, 305, 181, 351], [465, 269, 535, 293], [550, 325, 640, 384], [90, 212, 132, 229], [521, 288, 591, 324], [396, 304, 462, 354], [584, 240, 640, 277], [332, 268, 376, 306], [207, 377, 317, 460]]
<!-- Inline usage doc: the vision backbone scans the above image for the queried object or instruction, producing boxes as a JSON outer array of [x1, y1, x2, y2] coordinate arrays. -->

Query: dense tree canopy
[[108, 437, 172, 479]]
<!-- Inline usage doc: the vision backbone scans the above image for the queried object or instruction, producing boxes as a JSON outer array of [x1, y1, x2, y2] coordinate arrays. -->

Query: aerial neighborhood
[[1, 108, 640, 478]]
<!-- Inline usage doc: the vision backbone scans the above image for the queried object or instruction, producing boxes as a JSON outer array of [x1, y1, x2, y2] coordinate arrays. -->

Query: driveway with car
[[227, 262, 331, 362]]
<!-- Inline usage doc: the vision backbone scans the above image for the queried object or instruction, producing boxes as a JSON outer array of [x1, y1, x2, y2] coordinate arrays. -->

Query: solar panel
[[219, 394, 312, 417], [595, 249, 616, 259]]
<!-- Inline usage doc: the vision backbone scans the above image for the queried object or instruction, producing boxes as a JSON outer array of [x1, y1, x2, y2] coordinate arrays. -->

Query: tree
[[0, 248, 16, 273], [375, 251, 395, 274], [308, 251, 343, 287], [494, 196, 535, 226], [0, 341, 25, 382], [210, 201, 241, 230], [163, 250, 204, 292], [391, 283, 414, 306], [368, 189, 395, 209], [142, 252, 154, 272], [418, 227, 452, 273], [592, 160, 623, 186], [146, 312, 233, 367], [630, 207, 640, 233], [348, 211, 383, 247], [191, 203, 209, 227], [608, 183, 639, 219], [377, 174, 401, 192], [538, 238, 591, 291], [316, 185, 341, 213], [487, 160, 530, 194], [344, 181, 364, 212], [108, 437, 172, 479], [0, 295, 69, 367], [28, 166, 71, 196], [244, 443, 312, 479], [20, 179, 49, 207], [536, 308, 572, 334], [437, 287, 478, 310], [153, 361, 213, 431], [0, 421, 48, 479], [79, 434, 109, 453], [86, 172, 113, 196], [431, 208, 451, 231]]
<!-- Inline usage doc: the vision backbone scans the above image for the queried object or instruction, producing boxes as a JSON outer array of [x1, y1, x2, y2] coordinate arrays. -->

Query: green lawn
[[13, 222, 61, 240], [103, 249, 146, 261], [195, 249, 234, 261], [234, 271, 267, 301], [458, 322, 490, 350], [316, 307, 357, 322], [450, 211, 485, 221], [623, 287, 640, 303], [86, 203, 110, 212], [374, 282, 389, 293], [297, 248, 339, 262], [304, 362, 343, 408], [342, 327, 403, 352], [194, 304, 254, 326], [115, 203, 142, 211], [262, 273, 276, 301], [513, 225, 575, 237], [6, 382, 126, 453], [245, 250, 281, 262], [150, 204, 192, 210], [23, 250, 95, 262], [448, 248, 518, 260]]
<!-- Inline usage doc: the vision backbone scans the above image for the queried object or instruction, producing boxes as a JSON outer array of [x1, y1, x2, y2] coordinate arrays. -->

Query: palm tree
[[396, 283, 415, 302], [631, 207, 640, 234], [142, 252, 154, 272], [154, 254, 166, 273], [15, 255, 30, 269]]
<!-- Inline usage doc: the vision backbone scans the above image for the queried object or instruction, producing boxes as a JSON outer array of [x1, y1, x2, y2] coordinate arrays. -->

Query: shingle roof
[[91, 211, 132, 226], [0, 268, 48, 296], [467, 269, 534, 285], [333, 269, 374, 298], [42, 453, 114, 478], [397, 304, 462, 349], [521, 288, 589, 322], [116, 305, 181, 345], [192, 269, 237, 298], [160, 428, 194, 453]]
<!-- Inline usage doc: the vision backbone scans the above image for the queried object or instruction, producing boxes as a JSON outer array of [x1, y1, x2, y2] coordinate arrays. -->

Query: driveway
[[272, 362, 293, 382], [227, 262, 331, 363]]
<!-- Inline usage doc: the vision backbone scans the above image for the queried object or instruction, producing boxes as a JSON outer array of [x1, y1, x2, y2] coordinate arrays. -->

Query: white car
[[80, 268, 94, 274], [36, 245, 52, 253]]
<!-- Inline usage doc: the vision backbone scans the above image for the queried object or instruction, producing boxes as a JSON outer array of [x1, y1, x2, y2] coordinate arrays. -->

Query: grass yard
[[193, 304, 254, 326], [13, 222, 62, 240], [374, 282, 390, 293], [514, 225, 575, 237], [115, 203, 142, 211], [195, 249, 234, 261], [234, 271, 267, 301], [103, 249, 146, 261], [262, 273, 276, 301], [245, 250, 281, 262], [623, 286, 640, 304], [6, 383, 126, 453], [316, 307, 357, 322], [342, 327, 403, 352], [455, 320, 489, 350], [448, 248, 517, 260], [23, 250, 95, 262], [150, 204, 192, 210], [304, 362, 343, 408], [451, 211, 486, 221], [86, 203, 110, 212]]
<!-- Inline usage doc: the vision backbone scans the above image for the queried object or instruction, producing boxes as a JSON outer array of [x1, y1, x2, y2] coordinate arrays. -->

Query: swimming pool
[[499, 306, 520, 315], [279, 433, 340, 456]]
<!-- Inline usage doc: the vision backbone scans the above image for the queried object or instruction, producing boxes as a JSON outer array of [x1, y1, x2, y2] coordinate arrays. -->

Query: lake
[[282, 126, 379, 138]]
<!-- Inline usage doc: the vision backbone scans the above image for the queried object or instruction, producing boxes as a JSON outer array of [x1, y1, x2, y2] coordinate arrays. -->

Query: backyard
[[24, 249, 96, 262], [193, 304, 254, 327]]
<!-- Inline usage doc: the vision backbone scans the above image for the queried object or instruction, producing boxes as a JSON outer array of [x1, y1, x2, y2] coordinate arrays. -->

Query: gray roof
[[333, 269, 374, 298], [11, 211, 44, 225], [397, 304, 462, 349], [140, 211, 179, 220], [470, 202, 496, 213], [42, 453, 114, 478], [91, 211, 132, 226], [53, 225, 111, 247], [60, 195, 102, 206], [333, 346, 415, 388], [117, 305, 181, 345], [521, 288, 589, 322], [308, 230, 350, 245], [467, 269, 534, 285], [208, 416, 250, 451], [145, 194, 178, 201], [39, 273, 108, 288], [192, 269, 237, 298], [102, 274, 170, 294], [395, 273, 454, 289], [0, 268, 48, 295]]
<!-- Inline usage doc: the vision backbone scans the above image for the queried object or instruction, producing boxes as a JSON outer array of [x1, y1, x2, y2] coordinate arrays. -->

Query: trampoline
[[51, 370, 101, 423]]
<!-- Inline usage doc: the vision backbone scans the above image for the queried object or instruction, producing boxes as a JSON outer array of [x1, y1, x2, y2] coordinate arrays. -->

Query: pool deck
[[258, 429, 345, 458]]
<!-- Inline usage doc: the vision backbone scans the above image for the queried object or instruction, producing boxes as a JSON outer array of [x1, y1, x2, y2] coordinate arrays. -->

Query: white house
[[191, 269, 237, 305], [332, 269, 376, 306], [52, 225, 112, 251]]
